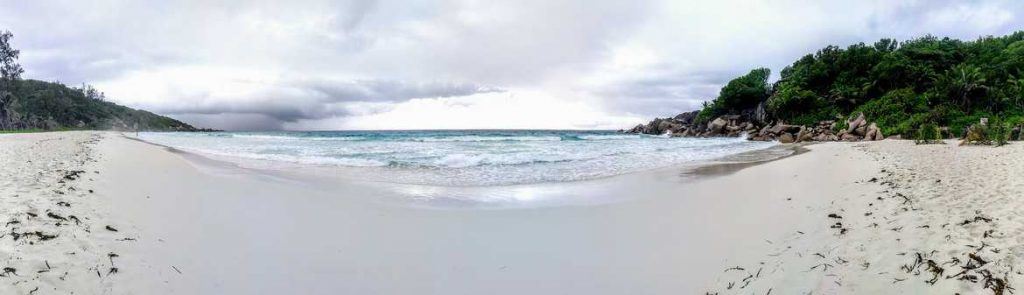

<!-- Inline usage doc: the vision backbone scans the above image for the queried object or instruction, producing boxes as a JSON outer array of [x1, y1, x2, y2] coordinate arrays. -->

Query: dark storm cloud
[[152, 79, 501, 123], [303, 79, 502, 103]]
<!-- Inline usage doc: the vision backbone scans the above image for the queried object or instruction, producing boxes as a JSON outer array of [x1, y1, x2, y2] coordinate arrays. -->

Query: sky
[[2, 0, 1023, 130]]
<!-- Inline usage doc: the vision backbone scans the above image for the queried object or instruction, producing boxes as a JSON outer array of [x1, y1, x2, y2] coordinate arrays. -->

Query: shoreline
[[126, 132, 794, 185], [90, 131, 881, 294], [124, 132, 805, 209], [682, 142, 810, 178]]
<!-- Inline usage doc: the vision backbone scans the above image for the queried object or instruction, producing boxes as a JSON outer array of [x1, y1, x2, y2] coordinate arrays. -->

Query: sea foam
[[139, 130, 777, 186]]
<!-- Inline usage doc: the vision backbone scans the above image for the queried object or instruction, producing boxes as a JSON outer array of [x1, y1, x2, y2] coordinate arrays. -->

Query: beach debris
[[47, 212, 67, 221], [10, 231, 57, 242], [925, 260, 944, 284], [809, 263, 833, 272], [0, 267, 16, 277], [960, 215, 993, 226], [62, 170, 85, 181]]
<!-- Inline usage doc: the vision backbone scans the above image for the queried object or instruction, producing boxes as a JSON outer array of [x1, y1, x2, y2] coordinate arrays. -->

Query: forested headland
[[630, 31, 1024, 143], [0, 31, 196, 131]]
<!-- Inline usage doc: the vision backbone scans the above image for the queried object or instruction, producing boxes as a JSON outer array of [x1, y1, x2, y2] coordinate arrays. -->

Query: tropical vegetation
[[696, 31, 1024, 138], [0, 30, 195, 131]]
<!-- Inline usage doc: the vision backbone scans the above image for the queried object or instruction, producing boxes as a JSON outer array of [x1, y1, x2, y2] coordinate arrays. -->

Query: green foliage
[[694, 100, 719, 123], [0, 30, 23, 88], [767, 83, 823, 122], [989, 116, 1009, 146], [914, 123, 942, 144], [851, 88, 928, 135], [0, 30, 193, 131], [696, 68, 770, 122], [718, 68, 771, 112], [692, 31, 1024, 138], [933, 64, 988, 111], [4, 79, 196, 131]]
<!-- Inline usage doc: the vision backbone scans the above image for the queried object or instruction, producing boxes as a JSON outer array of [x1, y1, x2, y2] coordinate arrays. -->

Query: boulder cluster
[[749, 112, 885, 143], [625, 111, 886, 143]]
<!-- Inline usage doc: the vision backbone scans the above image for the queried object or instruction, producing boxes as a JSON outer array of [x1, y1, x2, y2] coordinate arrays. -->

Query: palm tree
[[936, 64, 986, 111]]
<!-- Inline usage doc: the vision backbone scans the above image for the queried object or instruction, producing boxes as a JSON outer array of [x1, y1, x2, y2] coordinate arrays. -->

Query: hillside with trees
[[0, 30, 196, 131], [632, 31, 1024, 142]]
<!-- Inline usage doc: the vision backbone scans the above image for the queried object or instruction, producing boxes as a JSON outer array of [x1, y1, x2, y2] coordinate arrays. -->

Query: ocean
[[137, 130, 778, 186]]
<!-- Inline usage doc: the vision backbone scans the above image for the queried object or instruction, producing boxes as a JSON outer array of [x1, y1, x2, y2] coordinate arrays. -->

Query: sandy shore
[[0, 131, 1017, 294]]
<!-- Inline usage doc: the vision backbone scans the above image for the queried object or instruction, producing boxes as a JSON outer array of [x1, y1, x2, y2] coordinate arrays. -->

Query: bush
[[989, 117, 1009, 146], [695, 100, 722, 123], [914, 123, 942, 144], [852, 88, 928, 136]]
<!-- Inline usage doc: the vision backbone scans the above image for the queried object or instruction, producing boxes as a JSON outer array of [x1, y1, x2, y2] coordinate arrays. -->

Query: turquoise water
[[138, 130, 777, 186]]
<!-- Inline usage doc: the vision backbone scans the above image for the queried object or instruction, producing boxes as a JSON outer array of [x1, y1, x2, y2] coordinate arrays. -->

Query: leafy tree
[[1002, 73, 1024, 110], [934, 64, 987, 111], [696, 68, 770, 122], [717, 68, 771, 113], [0, 30, 23, 90], [78, 83, 105, 101]]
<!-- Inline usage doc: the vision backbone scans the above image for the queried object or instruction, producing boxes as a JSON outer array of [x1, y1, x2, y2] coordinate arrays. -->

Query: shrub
[[989, 117, 1009, 146], [914, 123, 942, 144], [852, 88, 928, 136]]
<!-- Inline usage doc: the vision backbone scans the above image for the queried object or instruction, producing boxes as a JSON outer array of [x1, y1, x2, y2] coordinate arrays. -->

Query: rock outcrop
[[626, 111, 888, 143]]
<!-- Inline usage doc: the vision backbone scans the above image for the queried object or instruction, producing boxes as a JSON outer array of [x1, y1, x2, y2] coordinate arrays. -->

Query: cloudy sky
[[2, 0, 1023, 130]]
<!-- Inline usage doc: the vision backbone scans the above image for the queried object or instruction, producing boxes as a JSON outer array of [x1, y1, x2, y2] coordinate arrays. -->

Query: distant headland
[[0, 30, 200, 132]]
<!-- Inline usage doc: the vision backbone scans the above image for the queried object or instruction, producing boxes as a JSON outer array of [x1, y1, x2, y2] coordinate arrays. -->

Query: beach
[[0, 131, 1016, 294]]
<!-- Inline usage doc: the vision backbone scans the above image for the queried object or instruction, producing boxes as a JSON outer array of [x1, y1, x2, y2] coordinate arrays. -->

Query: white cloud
[[2, 0, 1023, 130]]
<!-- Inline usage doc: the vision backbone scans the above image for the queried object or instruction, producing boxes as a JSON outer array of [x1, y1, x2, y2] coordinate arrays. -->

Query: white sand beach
[[0, 131, 1018, 294]]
